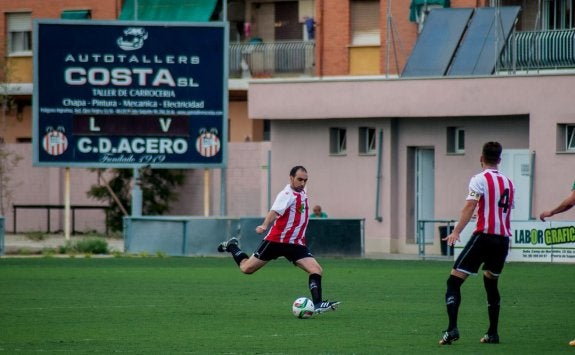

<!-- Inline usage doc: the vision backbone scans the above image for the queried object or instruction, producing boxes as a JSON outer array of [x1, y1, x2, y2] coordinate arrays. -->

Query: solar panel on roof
[[402, 8, 474, 77], [447, 6, 520, 76]]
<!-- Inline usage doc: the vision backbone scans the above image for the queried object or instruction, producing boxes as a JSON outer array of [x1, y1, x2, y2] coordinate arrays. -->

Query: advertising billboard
[[456, 221, 575, 263], [33, 20, 228, 168]]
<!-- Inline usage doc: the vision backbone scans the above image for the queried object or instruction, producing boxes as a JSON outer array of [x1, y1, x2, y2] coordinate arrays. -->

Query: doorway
[[415, 148, 435, 243]]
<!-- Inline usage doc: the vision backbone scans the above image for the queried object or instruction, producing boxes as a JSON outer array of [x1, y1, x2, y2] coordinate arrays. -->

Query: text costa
[[65, 67, 192, 87]]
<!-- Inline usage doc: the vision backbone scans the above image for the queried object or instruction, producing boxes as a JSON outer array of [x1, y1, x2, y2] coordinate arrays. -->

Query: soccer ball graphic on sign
[[292, 297, 314, 319]]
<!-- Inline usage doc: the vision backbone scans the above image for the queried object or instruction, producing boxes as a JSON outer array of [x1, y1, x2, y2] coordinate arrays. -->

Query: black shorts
[[453, 232, 510, 276], [253, 240, 314, 264]]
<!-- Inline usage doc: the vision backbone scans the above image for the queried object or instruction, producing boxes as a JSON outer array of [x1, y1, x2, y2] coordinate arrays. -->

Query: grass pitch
[[0, 257, 573, 354]]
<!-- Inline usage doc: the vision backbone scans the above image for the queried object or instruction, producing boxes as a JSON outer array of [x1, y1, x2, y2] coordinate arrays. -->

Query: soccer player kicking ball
[[439, 142, 514, 345], [539, 179, 575, 347], [217, 165, 340, 314]]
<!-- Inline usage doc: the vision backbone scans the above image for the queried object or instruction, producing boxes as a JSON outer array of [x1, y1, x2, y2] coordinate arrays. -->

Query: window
[[543, 0, 575, 30], [7, 12, 32, 55], [263, 119, 270, 141], [447, 127, 465, 154], [556, 124, 575, 152], [351, 0, 380, 45], [568, 125, 575, 151], [359, 127, 376, 155], [330, 127, 347, 155], [61, 10, 91, 19], [566, 125, 575, 151]]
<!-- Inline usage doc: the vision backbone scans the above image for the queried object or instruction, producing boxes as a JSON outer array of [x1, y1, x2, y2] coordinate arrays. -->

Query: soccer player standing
[[217, 165, 339, 314], [439, 142, 514, 345], [539, 179, 575, 347]]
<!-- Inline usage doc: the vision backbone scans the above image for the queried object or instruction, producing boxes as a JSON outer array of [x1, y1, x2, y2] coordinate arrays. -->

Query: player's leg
[[295, 255, 339, 313], [480, 236, 509, 344], [218, 237, 250, 266], [238, 255, 268, 274], [480, 271, 501, 344], [218, 238, 270, 274], [440, 270, 467, 344], [295, 256, 323, 303], [440, 234, 482, 345], [289, 245, 331, 310]]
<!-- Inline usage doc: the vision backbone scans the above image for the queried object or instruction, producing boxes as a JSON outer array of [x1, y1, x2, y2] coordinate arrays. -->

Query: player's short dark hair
[[482, 141, 502, 165], [290, 165, 307, 177]]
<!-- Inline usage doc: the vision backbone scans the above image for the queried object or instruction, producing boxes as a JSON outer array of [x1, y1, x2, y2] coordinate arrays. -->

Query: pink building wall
[[6, 144, 107, 233], [5, 142, 272, 234], [248, 74, 575, 255]]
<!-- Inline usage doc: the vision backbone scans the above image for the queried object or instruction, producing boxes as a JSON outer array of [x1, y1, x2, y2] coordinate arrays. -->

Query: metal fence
[[416, 219, 456, 259], [229, 40, 315, 78], [500, 29, 575, 71]]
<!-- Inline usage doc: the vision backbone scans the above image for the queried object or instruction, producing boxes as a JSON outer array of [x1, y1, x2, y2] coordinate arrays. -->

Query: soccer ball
[[292, 297, 315, 319]]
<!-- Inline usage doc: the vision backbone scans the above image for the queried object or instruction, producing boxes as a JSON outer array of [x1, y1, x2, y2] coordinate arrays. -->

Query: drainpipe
[[318, 0, 324, 78], [375, 129, 383, 222], [529, 150, 535, 220]]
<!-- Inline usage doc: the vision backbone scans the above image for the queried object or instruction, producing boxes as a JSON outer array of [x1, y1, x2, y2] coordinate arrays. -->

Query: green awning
[[119, 0, 218, 22], [409, 0, 450, 22], [61, 10, 91, 19]]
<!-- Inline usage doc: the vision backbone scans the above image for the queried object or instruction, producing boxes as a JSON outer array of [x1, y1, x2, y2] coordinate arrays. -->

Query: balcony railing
[[500, 29, 575, 71], [229, 40, 315, 78]]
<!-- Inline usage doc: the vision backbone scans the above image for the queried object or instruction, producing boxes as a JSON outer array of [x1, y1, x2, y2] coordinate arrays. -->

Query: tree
[[87, 168, 186, 232]]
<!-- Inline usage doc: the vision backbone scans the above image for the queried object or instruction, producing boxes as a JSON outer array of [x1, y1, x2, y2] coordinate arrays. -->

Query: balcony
[[229, 40, 315, 78], [500, 29, 575, 72]]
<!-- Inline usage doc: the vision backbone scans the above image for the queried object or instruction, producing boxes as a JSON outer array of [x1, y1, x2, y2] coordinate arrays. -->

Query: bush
[[25, 232, 48, 241], [61, 238, 109, 255]]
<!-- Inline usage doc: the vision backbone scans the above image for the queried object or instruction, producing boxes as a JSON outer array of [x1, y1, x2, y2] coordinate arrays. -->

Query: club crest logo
[[195, 128, 221, 158], [117, 27, 148, 51], [42, 126, 68, 156]]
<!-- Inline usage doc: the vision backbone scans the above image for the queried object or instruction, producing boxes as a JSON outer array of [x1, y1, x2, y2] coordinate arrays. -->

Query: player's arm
[[444, 199, 478, 246], [255, 210, 279, 234], [539, 189, 575, 221]]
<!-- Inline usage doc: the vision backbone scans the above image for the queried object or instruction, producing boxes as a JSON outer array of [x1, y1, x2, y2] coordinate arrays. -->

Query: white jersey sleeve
[[270, 185, 293, 215], [466, 174, 484, 201]]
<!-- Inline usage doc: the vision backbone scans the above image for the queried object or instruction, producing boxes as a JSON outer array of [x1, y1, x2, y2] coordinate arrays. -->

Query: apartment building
[[247, 0, 575, 255]]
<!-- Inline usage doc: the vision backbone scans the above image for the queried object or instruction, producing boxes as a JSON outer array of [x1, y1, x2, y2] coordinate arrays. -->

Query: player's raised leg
[[218, 237, 269, 274]]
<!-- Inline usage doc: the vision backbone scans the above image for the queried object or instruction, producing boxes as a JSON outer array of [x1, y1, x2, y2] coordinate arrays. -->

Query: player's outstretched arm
[[539, 190, 575, 221]]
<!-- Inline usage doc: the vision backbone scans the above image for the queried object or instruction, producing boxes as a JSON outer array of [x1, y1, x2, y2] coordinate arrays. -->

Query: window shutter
[[351, 0, 381, 45], [7, 13, 32, 32]]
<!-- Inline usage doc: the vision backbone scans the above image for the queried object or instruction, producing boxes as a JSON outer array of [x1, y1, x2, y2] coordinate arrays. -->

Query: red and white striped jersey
[[467, 169, 514, 237], [265, 184, 309, 245]]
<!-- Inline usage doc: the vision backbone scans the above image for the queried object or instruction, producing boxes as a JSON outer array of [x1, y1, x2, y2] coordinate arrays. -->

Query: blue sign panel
[[33, 20, 228, 168]]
